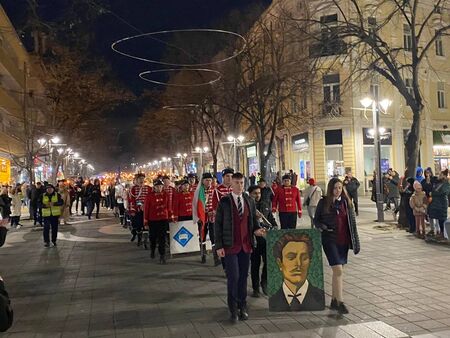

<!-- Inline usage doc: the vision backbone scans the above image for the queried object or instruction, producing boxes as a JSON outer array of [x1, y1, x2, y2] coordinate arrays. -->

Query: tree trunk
[[258, 140, 269, 180], [405, 109, 421, 178], [212, 153, 218, 176]]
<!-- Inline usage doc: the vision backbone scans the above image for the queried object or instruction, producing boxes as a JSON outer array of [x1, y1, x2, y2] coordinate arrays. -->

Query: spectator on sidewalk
[[428, 169, 450, 240], [87, 179, 101, 220], [0, 186, 11, 228], [304, 178, 322, 228], [0, 230, 13, 332], [9, 187, 22, 229], [32, 182, 45, 227], [58, 181, 71, 225], [421, 168, 434, 199], [289, 169, 298, 187], [385, 168, 400, 213], [314, 177, 360, 315], [343, 172, 360, 216], [258, 178, 274, 205], [40, 184, 63, 247], [409, 181, 428, 238]]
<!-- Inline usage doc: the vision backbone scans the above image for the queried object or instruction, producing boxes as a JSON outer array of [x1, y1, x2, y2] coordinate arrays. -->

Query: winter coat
[[428, 179, 450, 220], [387, 172, 400, 198], [409, 191, 428, 216], [0, 280, 13, 332], [255, 199, 277, 229], [9, 194, 22, 217], [304, 185, 322, 208], [214, 193, 259, 250], [0, 194, 11, 220], [343, 177, 360, 196], [421, 179, 433, 198], [313, 197, 360, 254]]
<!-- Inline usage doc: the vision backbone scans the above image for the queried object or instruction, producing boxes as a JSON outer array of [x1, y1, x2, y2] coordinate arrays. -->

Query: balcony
[[309, 40, 347, 58], [321, 101, 343, 117]]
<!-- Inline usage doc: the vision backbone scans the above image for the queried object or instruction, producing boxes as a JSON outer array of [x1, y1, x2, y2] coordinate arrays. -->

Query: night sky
[[1, 0, 272, 171]]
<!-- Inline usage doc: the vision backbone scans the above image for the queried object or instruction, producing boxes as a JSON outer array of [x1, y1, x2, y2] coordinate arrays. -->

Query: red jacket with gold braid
[[272, 185, 302, 215], [210, 184, 233, 222], [163, 185, 176, 217], [127, 184, 151, 214], [189, 183, 198, 193], [144, 190, 169, 223], [173, 190, 194, 221]]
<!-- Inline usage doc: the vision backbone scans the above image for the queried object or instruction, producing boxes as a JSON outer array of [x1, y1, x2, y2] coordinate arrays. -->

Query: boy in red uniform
[[127, 173, 150, 246], [173, 180, 194, 222], [272, 174, 302, 229], [187, 173, 198, 193], [162, 175, 176, 220], [144, 179, 169, 264]]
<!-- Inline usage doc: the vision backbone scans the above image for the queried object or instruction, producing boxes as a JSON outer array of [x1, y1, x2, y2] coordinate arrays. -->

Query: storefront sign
[[0, 158, 10, 184], [246, 145, 257, 158], [292, 133, 309, 151]]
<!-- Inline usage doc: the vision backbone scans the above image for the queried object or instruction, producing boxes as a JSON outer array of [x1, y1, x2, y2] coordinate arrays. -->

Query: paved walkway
[[1, 198, 450, 338]]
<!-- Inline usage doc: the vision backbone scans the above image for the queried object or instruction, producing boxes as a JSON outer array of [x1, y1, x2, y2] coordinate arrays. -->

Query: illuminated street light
[[360, 96, 393, 223], [51, 136, 61, 144]]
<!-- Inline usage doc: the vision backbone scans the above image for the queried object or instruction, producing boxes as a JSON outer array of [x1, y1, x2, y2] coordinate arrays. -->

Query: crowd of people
[[1, 164, 449, 328]]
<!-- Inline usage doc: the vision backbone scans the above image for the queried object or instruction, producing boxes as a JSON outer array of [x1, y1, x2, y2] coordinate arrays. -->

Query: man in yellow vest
[[40, 184, 63, 247]]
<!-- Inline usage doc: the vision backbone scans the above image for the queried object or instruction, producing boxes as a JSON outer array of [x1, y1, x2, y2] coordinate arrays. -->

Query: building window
[[325, 129, 344, 178], [403, 24, 412, 51], [323, 74, 340, 103], [405, 78, 414, 96], [436, 31, 444, 56], [438, 82, 446, 109], [309, 14, 346, 57]]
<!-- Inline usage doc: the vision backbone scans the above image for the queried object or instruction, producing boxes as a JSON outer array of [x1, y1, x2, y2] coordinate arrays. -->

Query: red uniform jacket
[[211, 184, 233, 222], [272, 186, 302, 215], [144, 191, 169, 223], [128, 184, 150, 214], [173, 190, 194, 221], [189, 183, 198, 193], [163, 185, 176, 217]]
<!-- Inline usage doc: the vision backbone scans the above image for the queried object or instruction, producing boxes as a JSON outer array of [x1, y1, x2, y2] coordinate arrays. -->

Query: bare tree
[[216, 13, 315, 179]]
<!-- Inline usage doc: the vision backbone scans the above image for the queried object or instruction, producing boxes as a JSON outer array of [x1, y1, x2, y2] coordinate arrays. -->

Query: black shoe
[[130, 234, 136, 242], [150, 251, 155, 259], [143, 242, 148, 250], [201, 255, 206, 264], [52, 241, 57, 247], [96, 215, 99, 219], [239, 307, 249, 321], [229, 313, 239, 324], [330, 298, 338, 310], [137, 240, 142, 247], [251, 290, 260, 298], [159, 256, 166, 265], [88, 216, 91, 220], [213, 256, 221, 267], [44, 242, 50, 247], [337, 302, 349, 314]]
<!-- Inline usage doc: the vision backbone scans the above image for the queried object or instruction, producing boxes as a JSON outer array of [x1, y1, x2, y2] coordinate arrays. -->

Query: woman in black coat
[[314, 178, 360, 315]]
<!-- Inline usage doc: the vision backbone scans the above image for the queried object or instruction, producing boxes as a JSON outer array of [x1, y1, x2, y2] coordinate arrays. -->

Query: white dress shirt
[[283, 280, 309, 305], [231, 192, 245, 214]]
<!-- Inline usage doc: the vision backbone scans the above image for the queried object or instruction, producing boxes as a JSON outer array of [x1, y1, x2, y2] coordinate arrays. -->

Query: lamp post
[[194, 146, 209, 175], [227, 135, 245, 170], [361, 97, 392, 223]]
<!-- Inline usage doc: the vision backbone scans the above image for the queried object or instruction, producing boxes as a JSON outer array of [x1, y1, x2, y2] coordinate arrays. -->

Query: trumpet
[[256, 209, 276, 230]]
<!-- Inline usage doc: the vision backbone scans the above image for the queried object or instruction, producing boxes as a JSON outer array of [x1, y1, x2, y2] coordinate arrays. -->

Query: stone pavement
[[0, 197, 450, 338]]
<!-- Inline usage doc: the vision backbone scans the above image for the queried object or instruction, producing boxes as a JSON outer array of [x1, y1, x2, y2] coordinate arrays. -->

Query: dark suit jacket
[[269, 282, 325, 312]]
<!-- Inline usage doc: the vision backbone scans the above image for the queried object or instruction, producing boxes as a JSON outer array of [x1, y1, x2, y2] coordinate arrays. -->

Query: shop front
[[433, 130, 450, 173], [246, 145, 259, 176], [0, 156, 11, 185], [291, 133, 311, 190]]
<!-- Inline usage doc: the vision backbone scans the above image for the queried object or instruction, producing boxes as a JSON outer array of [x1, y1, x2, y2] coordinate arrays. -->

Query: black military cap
[[202, 172, 213, 179], [222, 168, 234, 176]]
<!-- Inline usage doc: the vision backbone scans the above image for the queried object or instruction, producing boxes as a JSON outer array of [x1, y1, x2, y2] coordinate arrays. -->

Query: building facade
[[0, 5, 47, 184], [252, 0, 450, 192]]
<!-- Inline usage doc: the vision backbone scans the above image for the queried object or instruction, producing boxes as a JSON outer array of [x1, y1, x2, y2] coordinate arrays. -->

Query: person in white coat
[[304, 178, 322, 228], [9, 187, 22, 229]]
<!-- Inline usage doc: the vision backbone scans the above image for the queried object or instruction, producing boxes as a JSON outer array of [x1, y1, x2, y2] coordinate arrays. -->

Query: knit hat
[[308, 178, 316, 185], [413, 180, 422, 191]]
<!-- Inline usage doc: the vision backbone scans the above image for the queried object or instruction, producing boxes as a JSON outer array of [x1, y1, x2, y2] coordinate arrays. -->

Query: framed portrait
[[267, 229, 325, 312]]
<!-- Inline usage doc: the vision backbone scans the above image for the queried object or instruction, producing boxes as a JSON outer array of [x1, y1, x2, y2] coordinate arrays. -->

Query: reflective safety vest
[[42, 194, 61, 217]]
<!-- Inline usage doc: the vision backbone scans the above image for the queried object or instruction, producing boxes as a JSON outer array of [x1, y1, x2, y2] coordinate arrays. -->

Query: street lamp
[[227, 135, 245, 170], [193, 146, 209, 175], [360, 97, 392, 222], [176, 153, 188, 176]]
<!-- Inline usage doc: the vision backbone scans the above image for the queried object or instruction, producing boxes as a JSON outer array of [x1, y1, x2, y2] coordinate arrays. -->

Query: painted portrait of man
[[269, 232, 325, 311]]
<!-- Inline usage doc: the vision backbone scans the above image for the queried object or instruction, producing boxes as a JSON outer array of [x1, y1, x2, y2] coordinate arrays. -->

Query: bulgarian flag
[[192, 184, 207, 227]]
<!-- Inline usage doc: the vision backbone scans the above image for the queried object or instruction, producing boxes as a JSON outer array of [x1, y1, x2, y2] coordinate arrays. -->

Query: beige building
[[247, 0, 450, 191], [0, 5, 46, 184]]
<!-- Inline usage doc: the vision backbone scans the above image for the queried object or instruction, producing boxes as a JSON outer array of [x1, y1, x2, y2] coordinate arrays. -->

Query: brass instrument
[[256, 209, 276, 230]]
